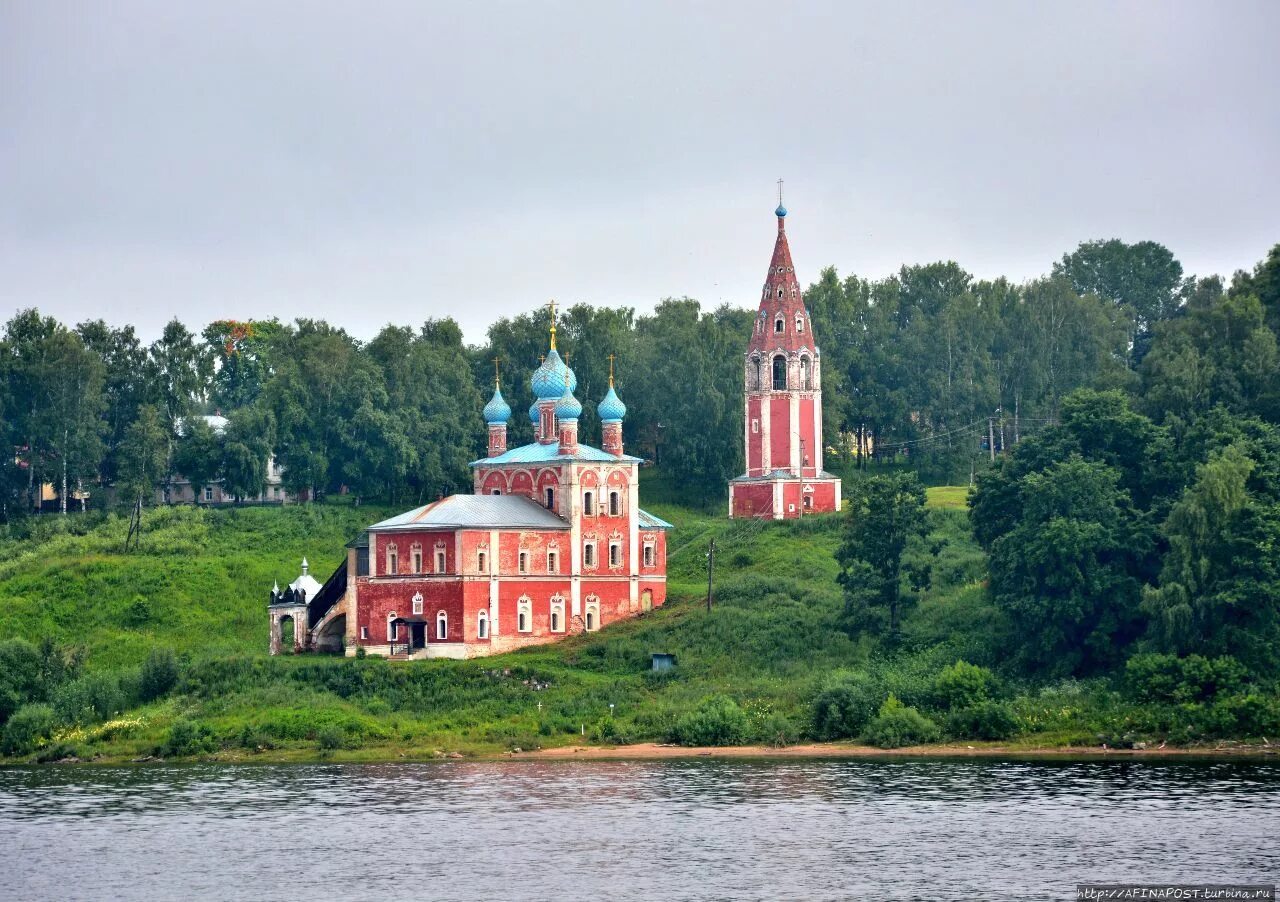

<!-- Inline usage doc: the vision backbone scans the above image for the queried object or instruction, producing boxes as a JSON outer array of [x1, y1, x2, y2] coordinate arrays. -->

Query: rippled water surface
[[2, 758, 1278, 901]]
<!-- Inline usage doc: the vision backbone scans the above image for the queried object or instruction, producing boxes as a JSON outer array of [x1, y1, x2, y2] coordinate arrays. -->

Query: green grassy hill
[[2, 488, 1265, 761]]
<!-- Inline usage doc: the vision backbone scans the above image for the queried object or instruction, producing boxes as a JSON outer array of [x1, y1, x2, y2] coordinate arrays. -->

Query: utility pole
[[706, 538, 716, 612], [988, 417, 996, 463]]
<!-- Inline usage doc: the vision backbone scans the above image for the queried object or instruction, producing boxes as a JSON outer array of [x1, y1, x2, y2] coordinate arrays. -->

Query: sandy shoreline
[[511, 741, 1280, 761]]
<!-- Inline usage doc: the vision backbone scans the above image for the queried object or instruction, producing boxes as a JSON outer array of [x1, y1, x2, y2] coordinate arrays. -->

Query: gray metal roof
[[369, 494, 570, 531], [637, 508, 675, 529]]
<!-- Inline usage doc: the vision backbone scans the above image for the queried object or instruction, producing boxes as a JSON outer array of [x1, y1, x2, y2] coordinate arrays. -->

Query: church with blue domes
[[270, 310, 671, 659]]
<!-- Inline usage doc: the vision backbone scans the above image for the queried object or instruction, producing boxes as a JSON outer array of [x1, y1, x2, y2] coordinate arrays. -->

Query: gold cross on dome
[[493, 356, 501, 387], [777, 178, 784, 205], [547, 299, 559, 350], [608, 354, 616, 386]]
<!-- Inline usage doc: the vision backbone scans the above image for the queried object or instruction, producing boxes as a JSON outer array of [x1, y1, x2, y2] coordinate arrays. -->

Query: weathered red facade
[[729, 202, 841, 518]]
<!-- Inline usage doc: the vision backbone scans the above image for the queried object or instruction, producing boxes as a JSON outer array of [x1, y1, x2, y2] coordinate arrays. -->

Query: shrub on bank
[[160, 719, 217, 757], [140, 648, 181, 702], [946, 700, 1020, 741], [672, 696, 749, 746], [863, 695, 940, 749], [933, 660, 997, 710], [1, 704, 58, 756], [811, 671, 884, 740]]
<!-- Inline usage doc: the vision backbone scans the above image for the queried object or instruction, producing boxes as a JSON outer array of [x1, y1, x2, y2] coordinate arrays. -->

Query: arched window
[[583, 490, 595, 515], [386, 543, 398, 575], [436, 610, 448, 640], [609, 541, 621, 567], [477, 549, 488, 572], [751, 355, 762, 391], [547, 548, 558, 573], [775, 315, 784, 331], [517, 596, 532, 633], [585, 602, 599, 632], [583, 541, 596, 567], [772, 355, 788, 390], [550, 595, 565, 633], [518, 551, 529, 573], [387, 612, 398, 641], [800, 356, 811, 391], [796, 314, 805, 333], [411, 542, 422, 573], [477, 610, 488, 639], [412, 591, 423, 615], [608, 491, 621, 516], [545, 487, 555, 510], [435, 543, 447, 572]]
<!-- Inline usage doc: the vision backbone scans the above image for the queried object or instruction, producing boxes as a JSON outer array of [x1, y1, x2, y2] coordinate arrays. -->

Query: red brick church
[[729, 201, 842, 518], [269, 315, 671, 658]]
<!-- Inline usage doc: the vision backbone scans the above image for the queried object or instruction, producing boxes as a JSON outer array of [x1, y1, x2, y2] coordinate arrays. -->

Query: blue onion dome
[[775, 203, 787, 217], [531, 348, 577, 400], [528, 401, 540, 425], [554, 384, 582, 421], [483, 387, 511, 425], [597, 385, 627, 422]]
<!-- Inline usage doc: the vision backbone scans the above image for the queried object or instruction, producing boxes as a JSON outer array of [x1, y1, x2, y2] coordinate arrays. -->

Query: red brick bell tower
[[728, 193, 842, 519]]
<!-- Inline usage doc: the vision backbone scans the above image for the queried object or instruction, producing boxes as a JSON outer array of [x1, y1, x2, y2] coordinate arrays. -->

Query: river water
[[1, 758, 1277, 901]]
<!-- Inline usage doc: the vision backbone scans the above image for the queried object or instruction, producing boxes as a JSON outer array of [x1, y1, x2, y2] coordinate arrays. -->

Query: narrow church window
[[583, 490, 595, 515], [609, 542, 621, 567], [387, 543, 398, 575], [545, 487, 555, 510], [547, 550, 558, 573], [551, 610, 560, 632], [518, 551, 529, 573], [436, 611, 448, 640], [752, 419, 759, 434], [584, 542, 596, 567], [800, 357, 811, 391], [751, 356, 762, 390], [477, 611, 488, 639], [411, 544, 422, 573], [643, 543, 655, 567], [435, 548, 446, 572], [360, 626, 368, 640], [609, 491, 621, 516], [775, 315, 784, 330], [772, 355, 787, 390], [387, 613, 397, 641], [412, 592, 423, 615], [796, 315, 805, 333], [517, 597, 532, 632], [477, 550, 487, 572]]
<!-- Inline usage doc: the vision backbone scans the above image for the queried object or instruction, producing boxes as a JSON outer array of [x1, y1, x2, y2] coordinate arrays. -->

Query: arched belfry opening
[[772, 355, 788, 391]]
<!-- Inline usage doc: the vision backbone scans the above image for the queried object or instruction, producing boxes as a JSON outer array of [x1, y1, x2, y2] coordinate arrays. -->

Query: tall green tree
[[115, 405, 170, 510], [172, 417, 223, 503], [835, 472, 930, 635]]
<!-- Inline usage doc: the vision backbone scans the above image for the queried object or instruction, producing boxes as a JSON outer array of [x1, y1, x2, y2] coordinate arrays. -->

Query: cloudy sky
[[2, 1, 1277, 343]]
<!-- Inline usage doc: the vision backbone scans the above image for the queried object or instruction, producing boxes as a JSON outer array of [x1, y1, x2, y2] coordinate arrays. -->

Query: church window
[[387, 613, 398, 641], [436, 611, 448, 640], [796, 314, 805, 333], [360, 626, 368, 640], [609, 542, 621, 567], [518, 551, 529, 574], [585, 601, 599, 632], [412, 592, 423, 615], [547, 549, 558, 573], [435, 547, 447, 572], [800, 356, 812, 391], [643, 542, 655, 567], [751, 356, 762, 390], [583, 490, 595, 515], [387, 543, 399, 576], [584, 542, 596, 567], [751, 419, 759, 434], [477, 610, 489, 639], [477, 549, 488, 572], [492, 488, 501, 495], [517, 596, 532, 633], [772, 355, 787, 390], [608, 491, 621, 516], [545, 487, 555, 510], [411, 543, 422, 573], [550, 595, 565, 633]]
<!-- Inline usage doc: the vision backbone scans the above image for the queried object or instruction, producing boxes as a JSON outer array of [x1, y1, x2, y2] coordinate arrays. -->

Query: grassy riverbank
[[2, 483, 1279, 764]]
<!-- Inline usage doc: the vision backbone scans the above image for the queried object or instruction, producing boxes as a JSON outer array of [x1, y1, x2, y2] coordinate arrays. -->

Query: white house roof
[[369, 494, 569, 531], [288, 557, 324, 599]]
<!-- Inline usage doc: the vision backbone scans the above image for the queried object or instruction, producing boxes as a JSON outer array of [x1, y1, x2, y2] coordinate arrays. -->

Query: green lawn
[[926, 485, 971, 510]]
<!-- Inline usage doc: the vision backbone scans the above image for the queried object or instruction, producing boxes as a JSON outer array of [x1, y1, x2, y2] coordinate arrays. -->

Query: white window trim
[[583, 541, 596, 568], [517, 596, 532, 633], [412, 591, 424, 616], [436, 611, 448, 640], [387, 612, 398, 642], [609, 542, 621, 567], [518, 551, 529, 574], [477, 610, 489, 639], [643, 543, 655, 567]]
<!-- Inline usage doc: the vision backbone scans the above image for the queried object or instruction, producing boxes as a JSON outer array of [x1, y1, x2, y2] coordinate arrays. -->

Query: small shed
[[651, 653, 677, 672]]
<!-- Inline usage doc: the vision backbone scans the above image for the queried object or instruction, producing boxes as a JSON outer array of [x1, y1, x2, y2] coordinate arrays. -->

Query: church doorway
[[410, 622, 427, 649], [641, 589, 653, 612], [279, 615, 295, 654]]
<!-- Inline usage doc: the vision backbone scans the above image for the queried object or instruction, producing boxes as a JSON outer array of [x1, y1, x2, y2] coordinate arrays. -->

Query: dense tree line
[[1, 240, 1276, 519]]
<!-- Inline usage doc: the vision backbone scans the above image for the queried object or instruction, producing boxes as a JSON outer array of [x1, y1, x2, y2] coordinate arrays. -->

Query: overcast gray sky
[[2, 1, 1277, 343]]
